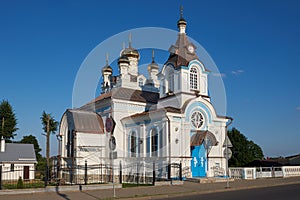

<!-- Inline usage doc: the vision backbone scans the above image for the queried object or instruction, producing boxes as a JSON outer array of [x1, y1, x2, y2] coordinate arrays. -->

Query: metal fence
[[0, 165, 46, 189], [0, 162, 182, 189], [56, 162, 182, 185], [59, 163, 112, 185]]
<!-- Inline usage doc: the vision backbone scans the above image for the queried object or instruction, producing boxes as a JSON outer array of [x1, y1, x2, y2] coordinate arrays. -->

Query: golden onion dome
[[102, 64, 113, 73], [118, 54, 130, 65], [102, 53, 113, 73], [177, 17, 187, 27], [148, 60, 159, 72], [121, 47, 140, 59]]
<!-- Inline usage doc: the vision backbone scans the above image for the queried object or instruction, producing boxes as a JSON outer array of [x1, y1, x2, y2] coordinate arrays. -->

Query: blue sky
[[0, 0, 299, 157]]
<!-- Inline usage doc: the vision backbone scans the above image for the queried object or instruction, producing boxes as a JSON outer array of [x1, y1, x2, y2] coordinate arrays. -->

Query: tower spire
[[128, 33, 132, 48], [152, 49, 155, 63], [180, 5, 184, 19], [123, 42, 125, 50], [106, 53, 109, 65]]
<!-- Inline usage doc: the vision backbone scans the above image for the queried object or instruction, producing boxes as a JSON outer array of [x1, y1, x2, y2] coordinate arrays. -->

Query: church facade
[[59, 11, 231, 181]]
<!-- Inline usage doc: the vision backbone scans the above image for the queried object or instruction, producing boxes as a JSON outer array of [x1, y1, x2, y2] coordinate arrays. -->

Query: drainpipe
[[225, 117, 233, 188], [166, 115, 171, 182]]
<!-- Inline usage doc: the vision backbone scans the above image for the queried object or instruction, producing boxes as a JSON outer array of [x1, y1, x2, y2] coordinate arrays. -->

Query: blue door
[[191, 144, 207, 177]]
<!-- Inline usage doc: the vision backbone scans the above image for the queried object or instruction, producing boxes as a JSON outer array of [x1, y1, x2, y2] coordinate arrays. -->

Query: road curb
[[120, 180, 300, 200]]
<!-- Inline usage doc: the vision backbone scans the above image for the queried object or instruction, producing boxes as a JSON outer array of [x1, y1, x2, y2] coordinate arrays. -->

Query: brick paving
[[0, 177, 300, 200]]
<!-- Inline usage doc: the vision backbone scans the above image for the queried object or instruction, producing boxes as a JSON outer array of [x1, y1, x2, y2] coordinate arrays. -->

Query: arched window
[[166, 66, 174, 93], [190, 67, 198, 90], [151, 128, 158, 157], [130, 131, 137, 157]]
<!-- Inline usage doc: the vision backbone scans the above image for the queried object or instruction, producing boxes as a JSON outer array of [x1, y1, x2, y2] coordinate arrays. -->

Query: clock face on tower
[[191, 111, 204, 129], [188, 45, 194, 53]]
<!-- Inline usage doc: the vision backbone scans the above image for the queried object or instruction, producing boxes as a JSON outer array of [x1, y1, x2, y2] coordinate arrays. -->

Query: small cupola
[[102, 54, 113, 74], [118, 54, 130, 65], [177, 6, 187, 34], [148, 49, 159, 73], [102, 53, 113, 93]]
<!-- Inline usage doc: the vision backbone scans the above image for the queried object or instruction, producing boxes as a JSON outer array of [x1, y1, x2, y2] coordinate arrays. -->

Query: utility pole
[[225, 117, 233, 189]]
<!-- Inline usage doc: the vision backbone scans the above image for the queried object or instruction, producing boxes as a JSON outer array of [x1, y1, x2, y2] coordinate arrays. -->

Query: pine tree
[[0, 100, 18, 140]]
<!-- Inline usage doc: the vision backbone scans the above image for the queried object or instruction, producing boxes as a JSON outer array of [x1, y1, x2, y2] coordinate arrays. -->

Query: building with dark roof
[[0, 138, 37, 180], [58, 8, 232, 182]]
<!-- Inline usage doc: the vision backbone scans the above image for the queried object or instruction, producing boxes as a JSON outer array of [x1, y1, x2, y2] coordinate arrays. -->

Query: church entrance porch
[[191, 144, 207, 177], [190, 130, 218, 177]]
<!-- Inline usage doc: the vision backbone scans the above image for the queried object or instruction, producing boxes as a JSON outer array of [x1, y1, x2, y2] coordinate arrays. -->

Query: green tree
[[41, 111, 58, 167], [228, 128, 264, 167], [0, 100, 18, 140], [19, 134, 46, 171], [19, 134, 42, 160]]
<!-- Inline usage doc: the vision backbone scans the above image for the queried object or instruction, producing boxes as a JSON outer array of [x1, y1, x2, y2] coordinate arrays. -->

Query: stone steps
[[186, 177, 234, 183]]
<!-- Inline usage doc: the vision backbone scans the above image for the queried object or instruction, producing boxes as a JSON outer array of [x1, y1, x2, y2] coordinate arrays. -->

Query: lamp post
[[225, 117, 233, 188], [56, 135, 62, 180]]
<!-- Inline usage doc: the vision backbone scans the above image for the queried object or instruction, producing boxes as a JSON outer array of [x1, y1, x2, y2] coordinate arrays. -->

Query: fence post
[[152, 161, 155, 186], [84, 160, 87, 185], [119, 161, 122, 184], [136, 162, 139, 186], [0, 165, 2, 190], [168, 163, 171, 180], [179, 162, 182, 181]]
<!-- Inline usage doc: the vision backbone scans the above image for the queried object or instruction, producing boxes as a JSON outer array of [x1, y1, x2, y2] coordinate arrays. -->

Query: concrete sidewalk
[[0, 177, 300, 200]]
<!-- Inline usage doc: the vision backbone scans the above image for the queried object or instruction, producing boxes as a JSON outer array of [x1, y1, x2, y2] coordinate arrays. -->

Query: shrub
[[17, 176, 24, 189]]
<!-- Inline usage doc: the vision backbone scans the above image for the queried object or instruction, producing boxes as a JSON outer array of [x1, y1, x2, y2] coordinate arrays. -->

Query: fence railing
[[0, 166, 46, 190], [282, 166, 300, 177], [58, 162, 182, 185], [230, 166, 300, 179], [0, 162, 182, 189]]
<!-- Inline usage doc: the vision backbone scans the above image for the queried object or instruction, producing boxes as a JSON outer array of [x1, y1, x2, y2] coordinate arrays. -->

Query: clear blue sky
[[0, 0, 299, 157]]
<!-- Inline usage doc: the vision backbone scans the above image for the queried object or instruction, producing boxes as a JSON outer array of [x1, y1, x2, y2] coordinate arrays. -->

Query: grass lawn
[[2, 180, 45, 189]]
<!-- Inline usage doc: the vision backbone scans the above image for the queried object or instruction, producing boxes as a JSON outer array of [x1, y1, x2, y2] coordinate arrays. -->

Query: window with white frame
[[130, 131, 137, 157], [190, 67, 198, 90], [150, 128, 158, 156], [167, 66, 174, 93]]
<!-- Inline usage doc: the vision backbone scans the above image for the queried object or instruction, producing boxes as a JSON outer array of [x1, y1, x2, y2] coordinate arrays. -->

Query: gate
[[168, 163, 182, 180]]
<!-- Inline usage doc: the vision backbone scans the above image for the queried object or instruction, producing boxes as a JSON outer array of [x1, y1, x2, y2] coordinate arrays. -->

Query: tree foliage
[[41, 111, 58, 167], [41, 111, 58, 135], [18, 134, 45, 171], [228, 128, 264, 167], [0, 100, 18, 140]]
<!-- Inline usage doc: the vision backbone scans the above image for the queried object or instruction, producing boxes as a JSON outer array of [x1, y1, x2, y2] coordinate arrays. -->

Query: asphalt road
[[158, 183, 300, 200], [1, 177, 300, 200]]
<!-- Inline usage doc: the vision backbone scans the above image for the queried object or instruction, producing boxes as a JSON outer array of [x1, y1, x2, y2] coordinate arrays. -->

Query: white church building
[[59, 10, 231, 182]]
